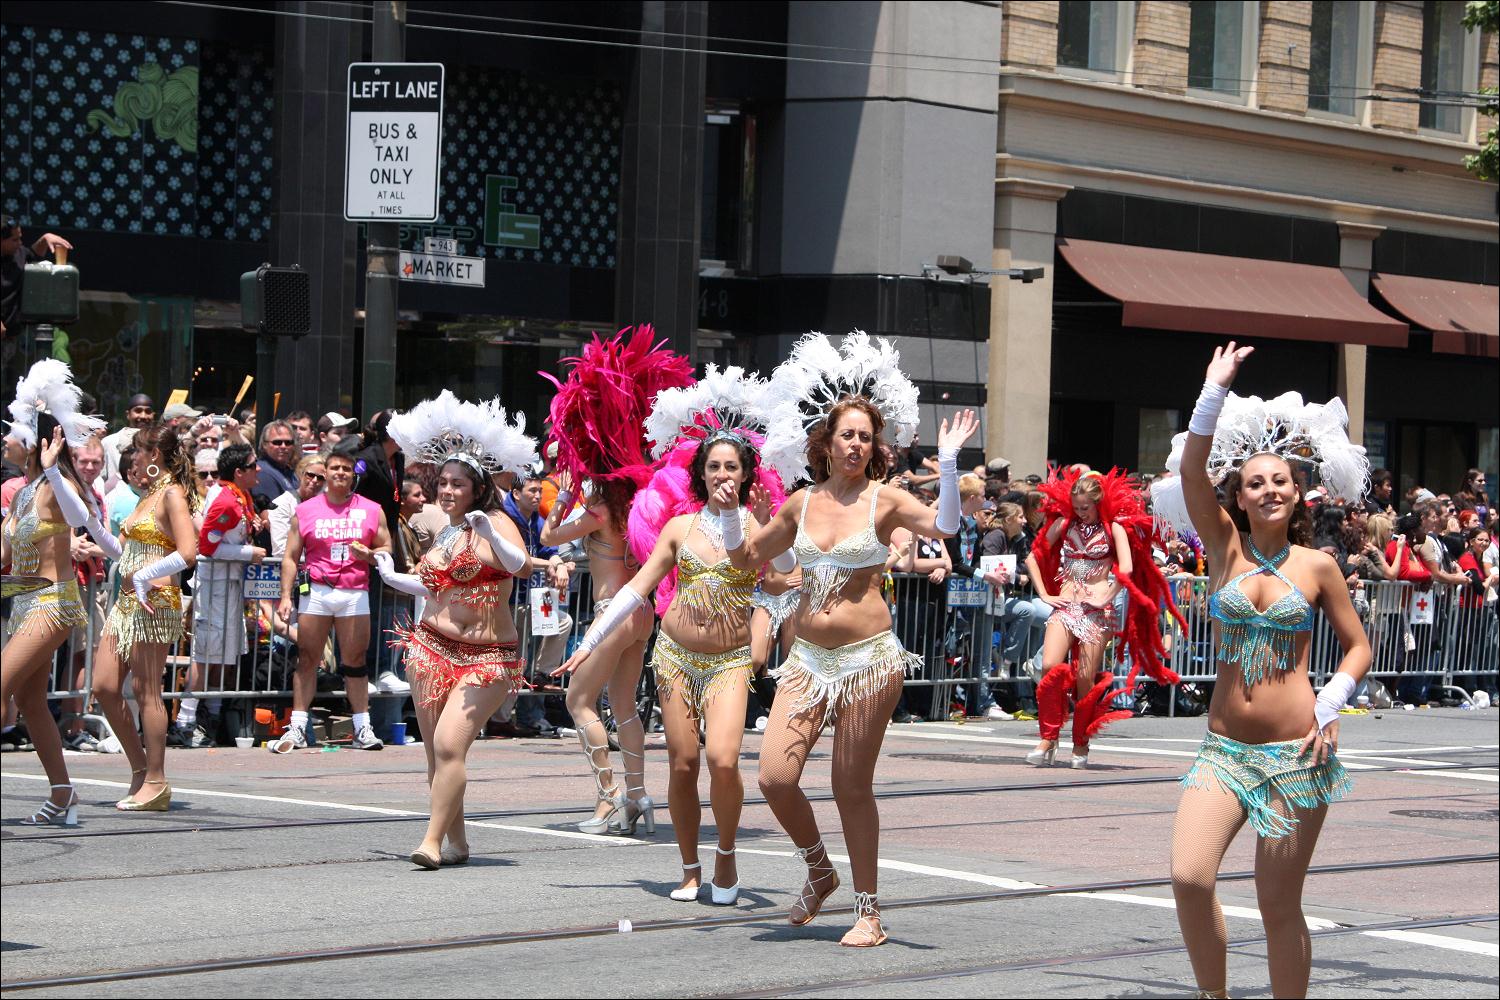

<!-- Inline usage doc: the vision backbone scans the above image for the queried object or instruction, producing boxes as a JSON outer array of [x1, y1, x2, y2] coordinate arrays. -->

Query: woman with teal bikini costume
[[1162, 343, 1371, 1000]]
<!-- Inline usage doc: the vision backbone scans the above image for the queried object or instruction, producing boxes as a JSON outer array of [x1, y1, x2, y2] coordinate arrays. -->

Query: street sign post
[[344, 62, 444, 222]]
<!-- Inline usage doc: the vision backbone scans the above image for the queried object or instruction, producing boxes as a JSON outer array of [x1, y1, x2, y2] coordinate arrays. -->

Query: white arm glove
[[375, 551, 431, 598], [1314, 672, 1357, 731], [576, 584, 647, 655], [719, 505, 745, 551], [208, 542, 258, 562], [1188, 379, 1229, 436], [934, 447, 961, 535], [465, 510, 527, 574], [43, 465, 91, 528], [132, 551, 188, 607]]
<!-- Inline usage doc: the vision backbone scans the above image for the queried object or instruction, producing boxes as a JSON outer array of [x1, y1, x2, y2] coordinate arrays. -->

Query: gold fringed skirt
[[4, 579, 87, 640], [651, 633, 754, 716], [103, 586, 183, 660]]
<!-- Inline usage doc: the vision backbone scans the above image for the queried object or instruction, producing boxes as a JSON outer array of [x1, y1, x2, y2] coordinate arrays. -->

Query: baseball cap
[[1413, 488, 1437, 504], [985, 457, 1011, 474], [317, 411, 359, 433], [162, 402, 203, 421]]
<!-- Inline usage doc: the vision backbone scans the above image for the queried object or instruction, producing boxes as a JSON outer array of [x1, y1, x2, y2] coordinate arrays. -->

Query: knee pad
[[337, 664, 369, 679]]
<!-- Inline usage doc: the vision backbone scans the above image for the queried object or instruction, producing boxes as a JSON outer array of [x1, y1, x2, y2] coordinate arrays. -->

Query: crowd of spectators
[[2, 388, 1497, 753]]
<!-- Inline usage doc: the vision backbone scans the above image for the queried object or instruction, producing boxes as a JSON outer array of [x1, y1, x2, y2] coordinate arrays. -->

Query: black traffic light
[[240, 264, 311, 338]]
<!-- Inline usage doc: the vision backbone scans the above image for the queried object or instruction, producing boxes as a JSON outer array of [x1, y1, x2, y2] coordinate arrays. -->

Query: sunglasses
[[267, 439, 294, 447], [196, 471, 214, 480], [303, 472, 326, 483]]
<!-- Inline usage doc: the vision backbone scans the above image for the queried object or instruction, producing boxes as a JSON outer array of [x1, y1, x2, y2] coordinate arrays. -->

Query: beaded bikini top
[[1208, 540, 1314, 687], [793, 484, 888, 613], [419, 526, 511, 607], [1059, 521, 1113, 584], [5, 479, 71, 576], [675, 511, 757, 625]]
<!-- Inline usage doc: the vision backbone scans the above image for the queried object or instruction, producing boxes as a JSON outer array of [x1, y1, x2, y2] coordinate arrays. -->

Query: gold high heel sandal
[[115, 768, 147, 809], [116, 779, 171, 812]]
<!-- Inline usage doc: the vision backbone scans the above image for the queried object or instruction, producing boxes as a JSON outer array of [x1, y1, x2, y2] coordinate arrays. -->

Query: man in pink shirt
[[274, 450, 392, 752]]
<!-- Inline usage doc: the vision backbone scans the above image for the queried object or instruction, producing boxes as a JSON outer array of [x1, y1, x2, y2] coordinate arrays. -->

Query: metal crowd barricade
[[19, 561, 1497, 742]]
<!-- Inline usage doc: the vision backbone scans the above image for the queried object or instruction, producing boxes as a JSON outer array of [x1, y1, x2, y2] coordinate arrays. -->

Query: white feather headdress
[[387, 390, 539, 478], [7, 359, 105, 450], [644, 364, 768, 459], [1149, 391, 1369, 535], [758, 330, 920, 485]]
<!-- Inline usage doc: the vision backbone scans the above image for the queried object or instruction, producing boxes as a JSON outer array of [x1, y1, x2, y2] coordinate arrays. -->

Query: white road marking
[[1399, 770, 1500, 784], [5, 772, 1495, 960]]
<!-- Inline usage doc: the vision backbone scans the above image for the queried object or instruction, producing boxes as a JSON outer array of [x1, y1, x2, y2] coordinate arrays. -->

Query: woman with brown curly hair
[[92, 422, 200, 811], [721, 331, 978, 948]]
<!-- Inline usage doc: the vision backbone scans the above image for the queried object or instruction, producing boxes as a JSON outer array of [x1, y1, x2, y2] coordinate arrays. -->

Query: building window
[[1138, 407, 1181, 475], [1419, 0, 1467, 132], [1187, 1, 1249, 96], [1308, 0, 1362, 116], [1057, 2, 1129, 75], [701, 109, 756, 271]]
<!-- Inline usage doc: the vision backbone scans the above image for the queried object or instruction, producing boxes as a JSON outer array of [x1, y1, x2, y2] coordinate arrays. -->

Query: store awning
[[1372, 273, 1499, 359], [1056, 238, 1409, 347]]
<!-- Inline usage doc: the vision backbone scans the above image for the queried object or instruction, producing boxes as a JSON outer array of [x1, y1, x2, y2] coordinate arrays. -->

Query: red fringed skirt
[[390, 621, 525, 708]]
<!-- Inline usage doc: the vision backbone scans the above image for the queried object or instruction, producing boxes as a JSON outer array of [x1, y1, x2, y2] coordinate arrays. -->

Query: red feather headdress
[[541, 324, 694, 510], [1030, 465, 1183, 689]]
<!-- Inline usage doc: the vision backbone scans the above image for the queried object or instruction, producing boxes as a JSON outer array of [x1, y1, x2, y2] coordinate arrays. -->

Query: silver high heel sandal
[[669, 861, 703, 901], [21, 784, 79, 827], [1070, 752, 1090, 769], [609, 714, 655, 835], [1025, 743, 1056, 767], [575, 720, 625, 834], [708, 847, 740, 905]]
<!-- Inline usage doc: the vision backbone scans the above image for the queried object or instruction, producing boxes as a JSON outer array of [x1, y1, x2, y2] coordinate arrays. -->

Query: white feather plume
[[643, 364, 767, 458], [759, 330, 920, 484], [388, 390, 539, 477], [7, 359, 105, 450], [1149, 390, 1369, 535]]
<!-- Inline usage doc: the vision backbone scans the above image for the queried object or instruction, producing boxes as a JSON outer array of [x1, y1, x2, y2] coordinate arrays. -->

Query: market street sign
[[398, 250, 485, 287], [345, 62, 444, 221]]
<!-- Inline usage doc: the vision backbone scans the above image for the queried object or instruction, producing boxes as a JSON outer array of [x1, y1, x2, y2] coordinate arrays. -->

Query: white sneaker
[[985, 706, 1014, 721], [270, 725, 308, 754], [754, 716, 769, 732], [351, 725, 384, 751], [367, 681, 380, 696], [376, 671, 411, 695]]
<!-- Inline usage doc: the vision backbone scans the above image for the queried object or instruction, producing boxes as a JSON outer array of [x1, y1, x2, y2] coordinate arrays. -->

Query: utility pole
[[361, 0, 406, 416]]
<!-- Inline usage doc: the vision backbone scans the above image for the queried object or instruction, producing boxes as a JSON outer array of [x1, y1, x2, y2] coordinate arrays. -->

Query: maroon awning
[[1057, 238, 1409, 347], [1372, 273, 1499, 359]]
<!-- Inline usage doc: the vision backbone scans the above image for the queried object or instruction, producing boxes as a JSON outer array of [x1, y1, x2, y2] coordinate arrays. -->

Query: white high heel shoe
[[708, 847, 740, 905], [670, 862, 704, 901], [1025, 744, 1056, 767], [20, 784, 79, 827], [575, 720, 625, 834], [1070, 753, 1089, 769]]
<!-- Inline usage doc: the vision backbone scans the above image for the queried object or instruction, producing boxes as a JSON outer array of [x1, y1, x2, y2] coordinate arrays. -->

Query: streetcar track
[[714, 912, 1500, 998], [2, 853, 1493, 990], [4, 760, 1494, 844]]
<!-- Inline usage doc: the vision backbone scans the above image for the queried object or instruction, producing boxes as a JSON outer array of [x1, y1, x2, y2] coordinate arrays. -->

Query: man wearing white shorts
[[275, 450, 391, 752]]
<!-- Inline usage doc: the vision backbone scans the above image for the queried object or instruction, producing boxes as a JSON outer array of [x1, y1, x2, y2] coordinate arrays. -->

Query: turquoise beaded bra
[[1208, 540, 1314, 687]]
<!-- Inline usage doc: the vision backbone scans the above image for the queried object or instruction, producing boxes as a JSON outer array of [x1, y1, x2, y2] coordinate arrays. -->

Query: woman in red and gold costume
[[1024, 466, 1181, 768], [376, 391, 542, 869]]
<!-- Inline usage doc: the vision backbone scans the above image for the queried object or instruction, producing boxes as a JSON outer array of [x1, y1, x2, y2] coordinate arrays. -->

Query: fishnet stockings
[[1171, 772, 1328, 998]]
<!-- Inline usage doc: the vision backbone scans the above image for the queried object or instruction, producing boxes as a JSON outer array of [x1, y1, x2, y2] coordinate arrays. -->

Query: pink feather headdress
[[541, 324, 694, 508]]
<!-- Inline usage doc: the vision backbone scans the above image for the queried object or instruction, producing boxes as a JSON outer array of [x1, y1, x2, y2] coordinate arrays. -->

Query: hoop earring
[[825, 456, 834, 478], [146, 463, 161, 479]]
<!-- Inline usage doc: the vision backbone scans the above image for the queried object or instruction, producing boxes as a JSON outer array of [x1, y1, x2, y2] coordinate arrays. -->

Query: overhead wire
[[155, 1, 1492, 108]]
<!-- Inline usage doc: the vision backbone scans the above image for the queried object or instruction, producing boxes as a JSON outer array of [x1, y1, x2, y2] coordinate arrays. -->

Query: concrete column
[[614, 1, 708, 356], [987, 178, 1071, 475], [1336, 221, 1384, 446]]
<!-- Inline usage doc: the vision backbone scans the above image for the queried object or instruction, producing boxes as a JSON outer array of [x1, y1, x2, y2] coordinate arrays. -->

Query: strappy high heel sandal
[[21, 784, 79, 827], [669, 861, 703, 901], [116, 779, 171, 812], [574, 721, 625, 834], [789, 841, 840, 926], [708, 847, 740, 905], [609, 715, 655, 835], [840, 891, 888, 948]]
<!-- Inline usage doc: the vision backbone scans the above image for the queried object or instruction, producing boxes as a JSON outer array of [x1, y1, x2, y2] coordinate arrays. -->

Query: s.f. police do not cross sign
[[344, 63, 444, 222]]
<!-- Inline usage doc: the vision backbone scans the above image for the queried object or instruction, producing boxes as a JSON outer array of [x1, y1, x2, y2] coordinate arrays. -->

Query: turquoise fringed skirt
[[1182, 731, 1352, 839]]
